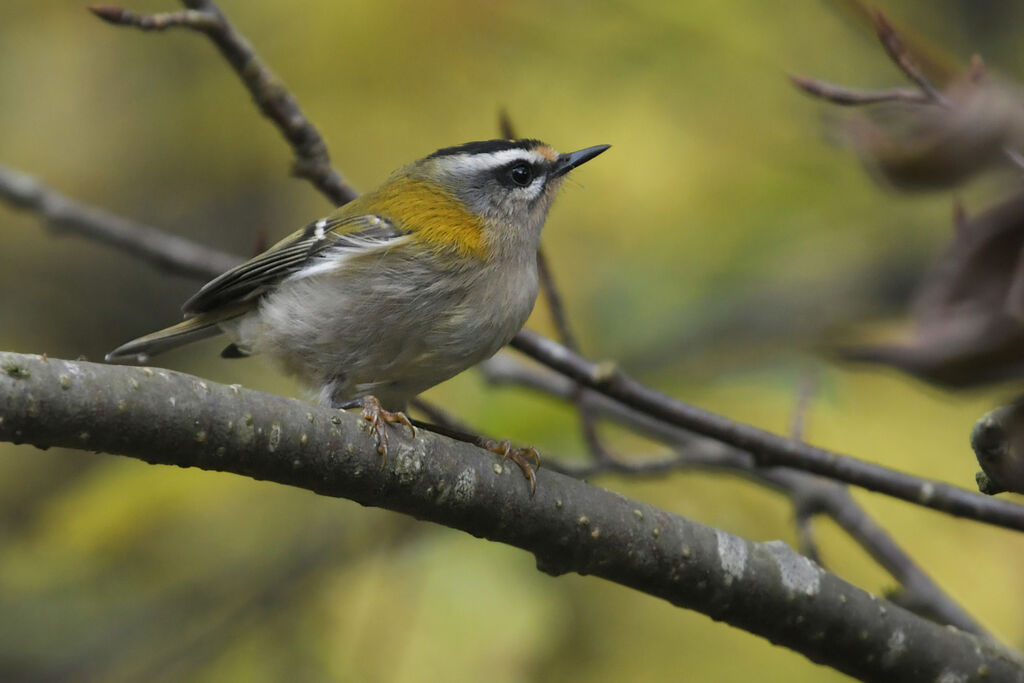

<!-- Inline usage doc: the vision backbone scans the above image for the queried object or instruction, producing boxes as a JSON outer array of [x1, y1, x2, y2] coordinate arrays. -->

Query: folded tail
[[106, 306, 251, 363]]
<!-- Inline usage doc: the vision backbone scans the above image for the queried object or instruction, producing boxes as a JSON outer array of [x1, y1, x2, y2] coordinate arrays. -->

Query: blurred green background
[[3, 0, 1024, 680]]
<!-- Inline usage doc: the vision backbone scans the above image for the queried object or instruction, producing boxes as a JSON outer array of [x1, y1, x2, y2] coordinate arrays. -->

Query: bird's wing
[[182, 212, 408, 315]]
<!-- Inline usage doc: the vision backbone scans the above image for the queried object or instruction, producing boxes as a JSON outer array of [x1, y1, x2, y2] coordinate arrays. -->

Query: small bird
[[107, 138, 609, 486]]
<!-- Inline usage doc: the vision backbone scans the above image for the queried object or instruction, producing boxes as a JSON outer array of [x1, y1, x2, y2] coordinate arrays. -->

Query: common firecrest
[[107, 138, 609, 477]]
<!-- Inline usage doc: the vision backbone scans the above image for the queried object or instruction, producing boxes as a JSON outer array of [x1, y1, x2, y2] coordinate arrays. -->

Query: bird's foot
[[482, 439, 540, 496], [358, 395, 416, 467]]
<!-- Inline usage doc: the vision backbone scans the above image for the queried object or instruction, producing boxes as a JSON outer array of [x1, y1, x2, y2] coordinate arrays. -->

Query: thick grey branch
[[0, 351, 1019, 682]]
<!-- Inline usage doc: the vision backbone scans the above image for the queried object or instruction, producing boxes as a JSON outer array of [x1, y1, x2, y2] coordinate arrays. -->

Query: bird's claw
[[484, 439, 540, 496], [359, 395, 416, 467]]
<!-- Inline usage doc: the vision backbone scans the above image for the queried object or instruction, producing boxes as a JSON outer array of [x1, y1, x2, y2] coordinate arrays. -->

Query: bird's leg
[[406, 414, 540, 496], [339, 396, 416, 467]]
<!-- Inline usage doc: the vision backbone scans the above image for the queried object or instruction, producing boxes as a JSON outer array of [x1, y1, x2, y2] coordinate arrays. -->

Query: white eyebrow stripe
[[444, 148, 549, 174]]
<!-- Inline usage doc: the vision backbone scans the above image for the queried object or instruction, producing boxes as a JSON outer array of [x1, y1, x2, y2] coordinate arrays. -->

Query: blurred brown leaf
[[840, 192, 1024, 387]]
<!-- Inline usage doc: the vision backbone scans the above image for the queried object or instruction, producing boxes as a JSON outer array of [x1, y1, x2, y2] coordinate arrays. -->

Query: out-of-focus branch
[[872, 11, 949, 105], [0, 164, 240, 280], [790, 11, 946, 109], [0, 351, 1018, 682], [90, 1, 358, 206], [788, 75, 928, 106], [509, 330, 1024, 532], [480, 354, 989, 637]]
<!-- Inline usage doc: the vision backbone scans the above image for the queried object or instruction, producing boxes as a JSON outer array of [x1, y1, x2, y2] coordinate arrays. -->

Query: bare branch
[[788, 11, 950, 110], [497, 108, 516, 141], [788, 74, 929, 106], [873, 11, 949, 105], [0, 351, 1017, 682], [788, 371, 816, 443], [0, 163, 240, 280], [508, 330, 1024, 532], [408, 397, 476, 436], [89, 5, 220, 31], [793, 506, 821, 564], [535, 248, 579, 351], [90, 1, 358, 206]]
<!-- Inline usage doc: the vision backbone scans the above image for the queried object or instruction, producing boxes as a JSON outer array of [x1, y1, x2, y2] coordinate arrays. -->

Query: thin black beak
[[553, 144, 610, 177]]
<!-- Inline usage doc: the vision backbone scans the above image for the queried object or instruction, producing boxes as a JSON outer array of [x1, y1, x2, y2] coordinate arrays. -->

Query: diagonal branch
[[788, 74, 929, 106], [0, 351, 1018, 682], [510, 329, 1024, 532], [790, 10, 949, 110], [0, 163, 241, 279], [872, 11, 949, 106], [90, 1, 358, 206]]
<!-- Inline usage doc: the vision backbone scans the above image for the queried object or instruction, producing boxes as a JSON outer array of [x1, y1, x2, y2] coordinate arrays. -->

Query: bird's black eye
[[508, 163, 534, 187]]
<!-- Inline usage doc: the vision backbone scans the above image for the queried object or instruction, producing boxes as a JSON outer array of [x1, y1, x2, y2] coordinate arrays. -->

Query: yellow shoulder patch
[[361, 176, 487, 260]]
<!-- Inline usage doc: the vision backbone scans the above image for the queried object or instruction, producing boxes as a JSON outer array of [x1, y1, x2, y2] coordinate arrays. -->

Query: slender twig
[[0, 351, 1018, 682], [537, 248, 614, 464], [793, 506, 821, 564], [89, 6, 220, 30], [788, 371, 816, 443], [479, 354, 990, 636], [90, 1, 358, 206], [788, 75, 929, 106], [872, 11, 949, 106], [408, 397, 476, 436], [787, 372, 822, 562], [793, 15, 1024, 185], [498, 109, 516, 141], [535, 248, 579, 351], [789, 11, 949, 110], [0, 163, 240, 280], [510, 329, 1024, 532]]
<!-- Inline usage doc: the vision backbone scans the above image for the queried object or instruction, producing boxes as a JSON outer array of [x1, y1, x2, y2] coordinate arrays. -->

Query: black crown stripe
[[427, 138, 546, 159]]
